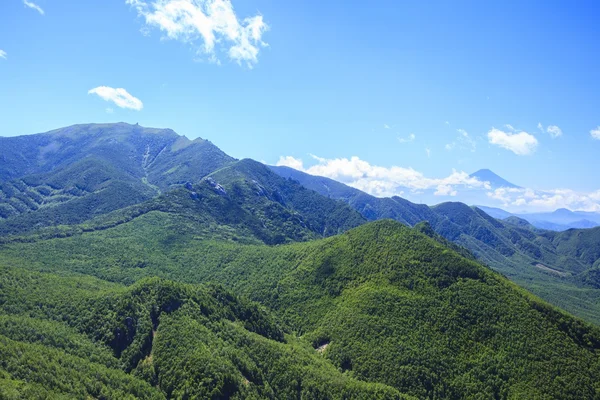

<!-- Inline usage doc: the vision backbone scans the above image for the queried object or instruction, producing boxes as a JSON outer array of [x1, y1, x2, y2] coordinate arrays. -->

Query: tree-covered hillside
[[1, 217, 600, 398], [0, 266, 404, 399], [271, 165, 600, 325]]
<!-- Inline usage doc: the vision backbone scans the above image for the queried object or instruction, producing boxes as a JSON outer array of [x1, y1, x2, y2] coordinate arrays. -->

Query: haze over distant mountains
[[479, 206, 600, 231]]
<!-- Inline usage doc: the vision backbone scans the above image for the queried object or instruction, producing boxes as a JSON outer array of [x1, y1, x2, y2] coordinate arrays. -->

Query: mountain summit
[[470, 169, 520, 189]]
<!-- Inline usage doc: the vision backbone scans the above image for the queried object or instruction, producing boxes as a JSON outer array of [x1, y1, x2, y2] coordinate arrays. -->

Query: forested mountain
[[270, 165, 600, 324], [0, 266, 403, 399], [2, 124, 600, 399], [2, 217, 600, 399]]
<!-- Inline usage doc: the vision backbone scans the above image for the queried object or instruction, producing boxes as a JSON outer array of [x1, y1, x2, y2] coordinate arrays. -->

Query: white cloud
[[127, 0, 269, 67], [487, 127, 538, 155], [538, 122, 562, 138], [105, 107, 114, 114], [23, 0, 44, 15], [435, 185, 457, 197], [546, 125, 562, 138], [446, 128, 476, 152], [425, 148, 431, 158], [276, 156, 304, 171], [397, 133, 415, 143], [591, 127, 600, 140], [88, 86, 144, 111], [275, 153, 600, 211], [384, 124, 390, 129], [487, 187, 600, 213], [0, 50, 6, 59], [274, 155, 490, 198]]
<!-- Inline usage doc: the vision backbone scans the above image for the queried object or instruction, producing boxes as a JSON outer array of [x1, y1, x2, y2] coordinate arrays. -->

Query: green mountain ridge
[[1, 219, 600, 398], [270, 165, 600, 325], [0, 123, 235, 235]]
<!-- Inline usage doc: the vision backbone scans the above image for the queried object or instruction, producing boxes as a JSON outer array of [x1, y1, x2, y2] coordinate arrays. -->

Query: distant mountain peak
[[470, 169, 520, 189]]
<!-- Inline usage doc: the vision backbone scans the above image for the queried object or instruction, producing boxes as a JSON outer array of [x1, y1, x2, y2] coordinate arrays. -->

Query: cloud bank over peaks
[[275, 155, 490, 198], [275, 154, 600, 212], [487, 187, 600, 213]]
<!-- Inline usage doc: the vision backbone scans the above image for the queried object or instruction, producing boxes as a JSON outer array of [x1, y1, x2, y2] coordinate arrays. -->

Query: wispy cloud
[[397, 133, 415, 143], [538, 122, 563, 138], [546, 125, 562, 138], [591, 127, 600, 140], [23, 0, 44, 15], [126, 0, 269, 67], [0, 50, 6, 59], [275, 155, 489, 198], [425, 148, 431, 158], [88, 86, 144, 111], [488, 127, 538, 155], [446, 128, 476, 152]]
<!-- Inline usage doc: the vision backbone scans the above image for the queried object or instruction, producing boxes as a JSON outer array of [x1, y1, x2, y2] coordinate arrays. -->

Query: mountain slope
[[0, 158, 366, 247], [0, 123, 236, 234], [0, 267, 404, 399], [2, 220, 600, 398], [208, 159, 366, 238], [270, 165, 600, 324]]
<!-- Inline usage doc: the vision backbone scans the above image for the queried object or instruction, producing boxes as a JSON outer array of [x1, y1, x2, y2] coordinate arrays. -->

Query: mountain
[[270, 165, 600, 324], [0, 123, 236, 235], [0, 124, 365, 239], [3, 218, 600, 398], [469, 168, 520, 189], [475, 205, 514, 220], [3, 123, 600, 398], [478, 205, 600, 231], [0, 123, 234, 187], [270, 165, 437, 226]]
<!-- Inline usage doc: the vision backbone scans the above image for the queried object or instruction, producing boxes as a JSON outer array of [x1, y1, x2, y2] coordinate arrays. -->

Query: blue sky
[[1, 0, 600, 211]]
